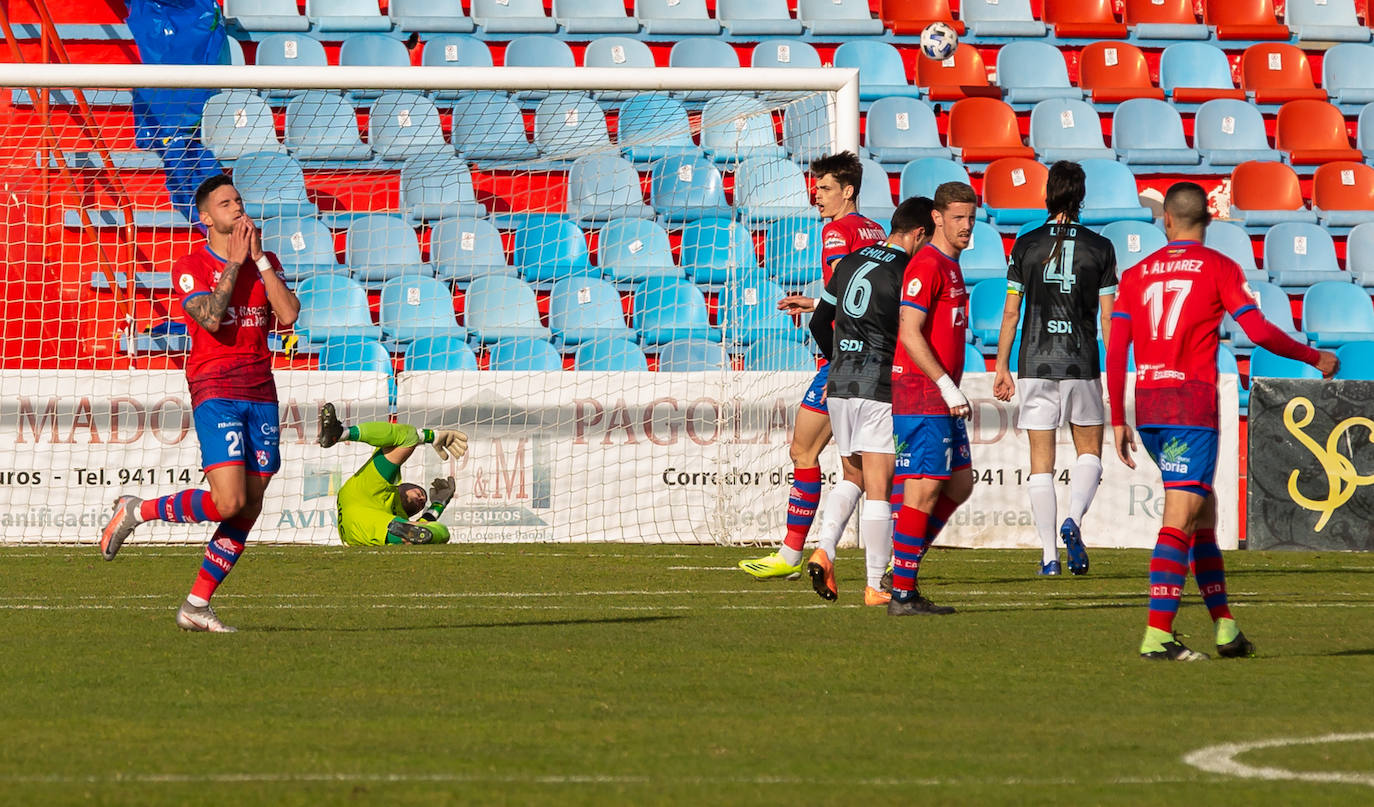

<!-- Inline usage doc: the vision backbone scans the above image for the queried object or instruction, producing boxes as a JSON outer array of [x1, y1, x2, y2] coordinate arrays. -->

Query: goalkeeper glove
[[430, 429, 468, 461], [419, 476, 456, 523]]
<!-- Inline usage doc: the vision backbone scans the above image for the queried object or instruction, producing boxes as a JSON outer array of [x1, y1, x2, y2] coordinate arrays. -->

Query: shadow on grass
[[253, 614, 685, 633]]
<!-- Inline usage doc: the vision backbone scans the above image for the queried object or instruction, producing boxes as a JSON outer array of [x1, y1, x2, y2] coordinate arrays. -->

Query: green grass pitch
[[1, 544, 1372, 806]]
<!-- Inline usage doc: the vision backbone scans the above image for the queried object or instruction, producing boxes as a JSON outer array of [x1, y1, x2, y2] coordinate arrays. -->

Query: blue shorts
[[894, 415, 971, 481], [193, 398, 281, 476], [800, 362, 830, 414], [1139, 425, 1217, 498]]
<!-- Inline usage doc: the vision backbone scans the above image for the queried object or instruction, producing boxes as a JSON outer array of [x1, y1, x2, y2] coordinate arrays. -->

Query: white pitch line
[[1182, 732, 1374, 787]]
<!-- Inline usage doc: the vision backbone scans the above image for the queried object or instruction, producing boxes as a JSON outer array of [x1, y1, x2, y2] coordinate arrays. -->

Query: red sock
[[891, 506, 930, 593], [1147, 527, 1192, 634], [140, 490, 221, 523], [188, 516, 252, 604], [783, 466, 823, 552], [1191, 528, 1233, 621]]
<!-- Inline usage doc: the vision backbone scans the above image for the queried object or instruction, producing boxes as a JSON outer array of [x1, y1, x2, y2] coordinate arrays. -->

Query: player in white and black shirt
[[993, 161, 1118, 577]]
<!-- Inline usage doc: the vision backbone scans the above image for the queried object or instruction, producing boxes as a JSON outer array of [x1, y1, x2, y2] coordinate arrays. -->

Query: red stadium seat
[[947, 98, 1035, 163], [1230, 161, 1308, 215], [1122, 0, 1198, 26], [882, 0, 965, 35], [1203, 0, 1290, 40], [982, 158, 1048, 210], [1239, 44, 1328, 104], [1312, 161, 1374, 216], [1078, 42, 1165, 103], [1042, 0, 1127, 39], [915, 44, 999, 102], [1275, 100, 1363, 165]]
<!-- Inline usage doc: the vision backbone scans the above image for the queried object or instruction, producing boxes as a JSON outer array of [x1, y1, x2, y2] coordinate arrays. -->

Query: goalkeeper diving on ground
[[317, 403, 468, 546]]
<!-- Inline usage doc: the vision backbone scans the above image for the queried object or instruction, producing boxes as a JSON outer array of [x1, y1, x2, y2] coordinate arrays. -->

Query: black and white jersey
[[1007, 221, 1118, 380], [818, 243, 908, 403]]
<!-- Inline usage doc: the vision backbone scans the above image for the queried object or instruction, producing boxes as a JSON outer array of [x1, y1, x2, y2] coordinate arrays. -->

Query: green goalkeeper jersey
[[337, 450, 408, 547]]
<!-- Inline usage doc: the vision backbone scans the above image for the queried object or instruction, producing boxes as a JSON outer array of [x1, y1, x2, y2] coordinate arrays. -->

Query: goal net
[[0, 63, 863, 546]]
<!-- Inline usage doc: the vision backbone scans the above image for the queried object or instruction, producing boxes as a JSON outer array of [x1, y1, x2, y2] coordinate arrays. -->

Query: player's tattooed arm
[[183, 259, 241, 333]]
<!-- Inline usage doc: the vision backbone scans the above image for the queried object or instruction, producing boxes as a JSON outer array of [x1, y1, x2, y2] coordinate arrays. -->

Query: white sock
[[814, 480, 862, 562], [185, 594, 209, 608], [1028, 473, 1058, 564], [1067, 453, 1103, 526], [778, 545, 803, 567], [860, 499, 893, 590]]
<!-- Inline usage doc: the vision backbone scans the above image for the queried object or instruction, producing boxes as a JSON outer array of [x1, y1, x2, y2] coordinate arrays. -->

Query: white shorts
[[827, 397, 894, 456], [1015, 378, 1106, 431]]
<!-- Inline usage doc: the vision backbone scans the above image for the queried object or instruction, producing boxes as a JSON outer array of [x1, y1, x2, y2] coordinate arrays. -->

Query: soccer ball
[[920, 22, 959, 62]]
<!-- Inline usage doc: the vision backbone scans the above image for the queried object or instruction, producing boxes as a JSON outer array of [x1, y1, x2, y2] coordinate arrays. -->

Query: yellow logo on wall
[[1283, 397, 1374, 531]]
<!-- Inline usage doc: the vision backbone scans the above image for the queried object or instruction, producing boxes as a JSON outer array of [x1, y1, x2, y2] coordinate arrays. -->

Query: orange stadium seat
[[947, 97, 1036, 163], [1230, 161, 1313, 223], [982, 157, 1048, 225], [1041, 0, 1127, 39], [1203, 0, 1290, 41], [881, 0, 964, 35], [1275, 100, 1363, 165], [1312, 161, 1374, 227], [1239, 43, 1328, 104], [1121, 0, 1206, 38], [1078, 42, 1165, 103], [914, 43, 998, 102]]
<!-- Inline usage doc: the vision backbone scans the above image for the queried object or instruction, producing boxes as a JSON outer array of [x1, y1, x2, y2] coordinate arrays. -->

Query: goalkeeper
[[317, 403, 469, 546]]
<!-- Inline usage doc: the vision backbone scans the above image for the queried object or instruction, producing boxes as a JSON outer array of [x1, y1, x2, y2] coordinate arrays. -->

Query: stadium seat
[[1101, 220, 1167, 272], [1121, 0, 1208, 41], [471, 0, 557, 32], [1079, 159, 1150, 224], [898, 158, 971, 203], [882, 0, 964, 36], [379, 276, 466, 345], [318, 337, 393, 379], [1111, 98, 1202, 169], [232, 151, 317, 219], [639, 0, 721, 35], [305, 0, 390, 31], [965, 341, 987, 371], [224, 0, 310, 32], [916, 44, 997, 103], [718, 0, 803, 36], [1323, 44, 1374, 110], [464, 275, 553, 343], [1303, 281, 1374, 346], [1239, 44, 1327, 104], [1042, 0, 1126, 39], [369, 92, 448, 161], [1229, 161, 1319, 228], [553, 0, 640, 33], [744, 338, 816, 371], [618, 94, 699, 165], [1312, 162, 1374, 228], [1159, 43, 1246, 105], [1077, 42, 1164, 104], [1265, 222, 1345, 289], [294, 274, 382, 344], [202, 91, 283, 162], [548, 277, 635, 348], [799, 0, 884, 35], [512, 217, 595, 285], [1204, 0, 1290, 40], [1014, 217, 1050, 241], [1222, 280, 1299, 349], [860, 159, 897, 223], [650, 156, 730, 223], [503, 37, 576, 98], [961, 222, 1008, 285], [1347, 222, 1374, 286], [489, 337, 563, 371], [733, 157, 816, 225], [429, 217, 515, 283], [982, 157, 1047, 226], [960, 0, 1047, 37], [750, 40, 820, 70], [226, 37, 246, 66], [1335, 341, 1374, 379], [1250, 346, 1322, 382], [450, 91, 538, 163], [405, 334, 480, 370], [1204, 220, 1267, 285], [284, 91, 371, 162], [722, 275, 802, 346], [421, 35, 492, 76], [583, 37, 656, 80], [658, 339, 730, 371], [535, 93, 611, 160], [700, 95, 788, 165], [399, 154, 485, 224], [1275, 100, 1363, 165], [781, 94, 834, 164], [337, 36, 411, 102], [391, 0, 475, 33], [679, 217, 759, 285], [865, 97, 950, 167], [833, 42, 922, 102], [566, 155, 654, 224], [347, 215, 430, 283], [1028, 99, 1113, 163], [947, 98, 1035, 164], [968, 278, 1007, 349], [262, 216, 343, 283], [1194, 99, 1282, 168], [762, 219, 825, 289], [1216, 344, 1243, 410], [1287, 0, 1370, 42], [254, 34, 328, 99], [575, 337, 650, 370], [633, 277, 721, 345], [667, 38, 737, 69], [1360, 104, 1374, 163], [597, 218, 681, 284], [996, 42, 1082, 106]]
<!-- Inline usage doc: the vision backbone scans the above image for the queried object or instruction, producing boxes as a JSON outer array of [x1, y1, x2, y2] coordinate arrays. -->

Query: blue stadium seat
[[512, 217, 595, 285], [1250, 346, 1322, 381], [549, 277, 635, 348], [668, 38, 737, 68], [1079, 159, 1151, 224], [224, 0, 310, 32], [633, 277, 721, 346], [369, 92, 448, 161], [1360, 104, 1374, 162], [284, 91, 372, 162], [961, 0, 1047, 37], [965, 341, 987, 372], [1265, 222, 1346, 289], [1287, 0, 1370, 43], [751, 40, 819, 69], [1028, 99, 1113, 163], [1159, 43, 1239, 103], [294, 274, 382, 344], [701, 95, 788, 166], [319, 337, 392, 378], [391, 0, 475, 33], [1222, 280, 1298, 350], [253, 34, 327, 100], [860, 159, 896, 224], [1302, 281, 1374, 346], [1204, 220, 1268, 286], [961, 221, 1008, 285], [489, 337, 563, 371], [202, 91, 283, 162], [719, 0, 803, 36], [723, 275, 801, 345], [1112, 98, 1202, 169], [565, 155, 654, 224], [679, 217, 758, 285], [470, 0, 557, 32], [306, 0, 391, 31], [1323, 44, 1374, 113], [782, 94, 834, 164], [337, 35, 410, 100], [1335, 341, 1374, 379], [744, 338, 816, 371], [1194, 99, 1281, 168], [1015, 217, 1050, 241], [405, 334, 479, 371], [379, 276, 466, 345], [658, 339, 731, 371], [1346, 222, 1374, 287], [583, 36, 656, 76], [232, 151, 318, 218], [262, 216, 343, 283], [968, 278, 1007, 350], [575, 337, 650, 370], [619, 94, 700, 164], [429, 217, 515, 283], [399, 154, 486, 224], [650, 156, 730, 223], [799, 0, 883, 35], [1100, 220, 1167, 272], [735, 158, 816, 226], [999, 42, 1081, 106], [553, 0, 640, 33], [421, 36, 491, 77], [763, 219, 825, 287], [598, 218, 681, 284], [833, 42, 921, 102], [865, 97, 951, 167], [1216, 342, 1245, 409], [505, 34, 575, 70], [465, 275, 553, 343], [227, 37, 246, 65], [899, 157, 971, 202], [641, 0, 721, 34], [535, 92, 611, 160], [347, 215, 430, 284], [450, 91, 538, 163]]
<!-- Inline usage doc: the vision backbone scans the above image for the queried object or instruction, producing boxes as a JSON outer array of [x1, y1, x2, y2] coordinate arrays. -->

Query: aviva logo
[[1158, 436, 1190, 472], [1283, 396, 1374, 531]]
